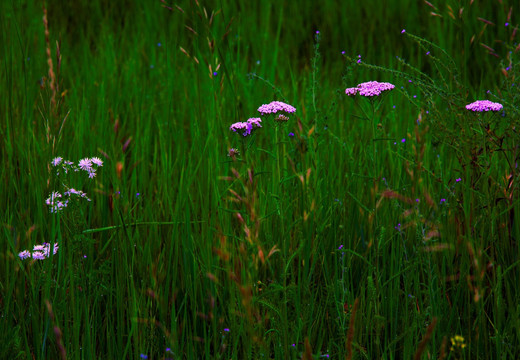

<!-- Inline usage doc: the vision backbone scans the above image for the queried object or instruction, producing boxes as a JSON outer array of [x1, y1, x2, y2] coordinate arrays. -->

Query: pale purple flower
[[345, 81, 395, 97], [19, 242, 60, 261], [18, 250, 31, 260], [247, 117, 262, 129], [230, 121, 253, 136], [64, 188, 90, 201], [46, 192, 67, 213], [78, 158, 93, 172], [32, 252, 46, 260], [91, 157, 103, 166], [466, 100, 503, 112], [456, 178, 462, 182], [401, 29, 406, 33], [257, 101, 296, 116], [33, 244, 47, 251], [51, 157, 63, 166]]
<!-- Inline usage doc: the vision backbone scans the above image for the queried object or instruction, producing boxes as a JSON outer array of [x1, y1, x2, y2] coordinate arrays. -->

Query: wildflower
[[345, 81, 395, 97], [274, 114, 289, 123], [247, 117, 262, 128], [230, 121, 253, 136], [450, 335, 466, 351], [456, 178, 462, 182], [401, 29, 406, 33], [466, 100, 503, 112], [288, 132, 295, 137], [227, 148, 240, 157], [64, 188, 91, 201], [19, 242, 59, 260], [32, 252, 46, 260], [46, 191, 68, 213], [257, 101, 296, 116], [78, 158, 93, 172], [18, 250, 31, 260], [90, 157, 103, 166], [51, 157, 63, 166]]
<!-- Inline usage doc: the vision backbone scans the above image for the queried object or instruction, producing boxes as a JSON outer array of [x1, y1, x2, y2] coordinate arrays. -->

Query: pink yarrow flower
[[345, 81, 395, 97], [465, 100, 503, 112], [229, 117, 262, 137], [257, 101, 296, 116]]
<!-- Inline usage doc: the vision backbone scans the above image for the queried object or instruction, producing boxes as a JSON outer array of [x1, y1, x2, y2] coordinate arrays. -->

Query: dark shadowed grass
[[1, 0, 520, 359]]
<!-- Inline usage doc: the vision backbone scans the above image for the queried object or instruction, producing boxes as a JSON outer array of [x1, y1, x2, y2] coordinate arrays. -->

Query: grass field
[[1, 0, 520, 359]]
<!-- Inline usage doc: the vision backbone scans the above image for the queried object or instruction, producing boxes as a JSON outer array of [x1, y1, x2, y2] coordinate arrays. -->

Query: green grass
[[1, 0, 520, 359]]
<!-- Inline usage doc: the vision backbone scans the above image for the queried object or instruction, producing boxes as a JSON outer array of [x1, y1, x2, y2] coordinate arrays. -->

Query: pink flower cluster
[[47, 156, 101, 213], [46, 188, 92, 213], [230, 117, 263, 137], [18, 242, 59, 260], [257, 101, 296, 116], [345, 81, 395, 97], [52, 156, 103, 178], [465, 100, 503, 112]]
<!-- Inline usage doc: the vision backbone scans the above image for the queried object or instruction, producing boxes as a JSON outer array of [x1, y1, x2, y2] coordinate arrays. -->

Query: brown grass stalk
[[345, 298, 359, 360], [42, 4, 56, 113], [413, 317, 438, 360]]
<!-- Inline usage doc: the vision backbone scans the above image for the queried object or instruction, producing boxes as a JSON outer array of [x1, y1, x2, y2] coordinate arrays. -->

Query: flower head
[[274, 114, 290, 123], [230, 121, 254, 136], [450, 335, 466, 351], [227, 148, 240, 158], [466, 100, 503, 112], [91, 157, 103, 166], [345, 81, 395, 97], [230, 118, 262, 137], [257, 101, 296, 116], [78, 158, 93, 172], [18, 250, 31, 260], [51, 157, 63, 167], [18, 242, 59, 260], [247, 117, 262, 129]]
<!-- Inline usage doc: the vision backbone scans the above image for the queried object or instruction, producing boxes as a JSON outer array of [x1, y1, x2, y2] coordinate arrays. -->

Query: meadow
[[1, 0, 520, 358]]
